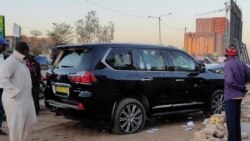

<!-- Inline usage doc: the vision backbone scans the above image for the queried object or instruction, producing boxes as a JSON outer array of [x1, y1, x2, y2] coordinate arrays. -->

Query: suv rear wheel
[[112, 98, 146, 134]]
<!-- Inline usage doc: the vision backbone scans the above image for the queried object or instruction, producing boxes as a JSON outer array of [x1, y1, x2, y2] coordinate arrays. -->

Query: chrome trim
[[152, 104, 172, 109], [173, 102, 204, 107], [176, 79, 184, 82], [51, 82, 71, 88], [101, 47, 171, 73], [46, 100, 79, 110], [152, 102, 204, 109], [101, 48, 115, 71], [141, 78, 153, 81], [55, 93, 70, 98]]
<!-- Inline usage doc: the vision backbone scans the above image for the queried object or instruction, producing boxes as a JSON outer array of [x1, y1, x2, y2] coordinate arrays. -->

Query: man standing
[[0, 37, 7, 135], [224, 44, 250, 141], [27, 56, 41, 115], [0, 42, 37, 141]]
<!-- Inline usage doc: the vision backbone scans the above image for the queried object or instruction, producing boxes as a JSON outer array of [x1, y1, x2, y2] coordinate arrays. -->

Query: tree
[[97, 21, 114, 42], [47, 23, 74, 45], [75, 11, 115, 43]]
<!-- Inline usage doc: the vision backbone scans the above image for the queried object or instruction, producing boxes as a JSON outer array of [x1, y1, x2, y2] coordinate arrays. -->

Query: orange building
[[6, 35, 55, 54], [184, 17, 229, 59]]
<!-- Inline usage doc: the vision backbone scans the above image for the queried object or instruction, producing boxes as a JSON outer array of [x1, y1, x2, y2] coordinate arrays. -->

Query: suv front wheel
[[112, 98, 146, 134], [204, 90, 225, 117]]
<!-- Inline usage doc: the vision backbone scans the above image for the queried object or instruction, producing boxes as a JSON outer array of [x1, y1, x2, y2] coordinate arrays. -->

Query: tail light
[[77, 102, 85, 110], [68, 71, 97, 84]]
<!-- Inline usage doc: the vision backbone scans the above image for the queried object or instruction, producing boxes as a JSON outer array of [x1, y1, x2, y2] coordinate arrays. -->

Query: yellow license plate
[[56, 86, 69, 94]]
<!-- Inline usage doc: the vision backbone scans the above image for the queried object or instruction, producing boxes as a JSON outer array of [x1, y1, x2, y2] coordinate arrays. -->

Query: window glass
[[57, 48, 91, 69], [105, 48, 135, 70], [168, 51, 196, 71], [138, 49, 165, 71]]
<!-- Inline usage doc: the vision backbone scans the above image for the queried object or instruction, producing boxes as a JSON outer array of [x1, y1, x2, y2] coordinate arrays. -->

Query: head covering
[[225, 44, 238, 57], [0, 38, 7, 45]]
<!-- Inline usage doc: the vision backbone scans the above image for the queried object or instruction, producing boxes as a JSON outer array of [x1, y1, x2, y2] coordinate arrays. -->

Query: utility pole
[[148, 13, 172, 44]]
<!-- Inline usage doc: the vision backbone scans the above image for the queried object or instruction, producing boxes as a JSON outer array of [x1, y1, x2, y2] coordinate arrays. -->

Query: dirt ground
[[0, 103, 208, 141], [1, 85, 250, 141], [31, 111, 207, 141]]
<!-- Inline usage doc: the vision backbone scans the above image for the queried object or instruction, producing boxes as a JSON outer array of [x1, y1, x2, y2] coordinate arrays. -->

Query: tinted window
[[105, 48, 135, 70], [168, 51, 196, 71], [57, 48, 91, 69], [138, 49, 165, 71]]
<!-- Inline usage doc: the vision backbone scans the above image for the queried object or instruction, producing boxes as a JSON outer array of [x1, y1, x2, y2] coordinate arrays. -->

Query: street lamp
[[148, 13, 172, 44]]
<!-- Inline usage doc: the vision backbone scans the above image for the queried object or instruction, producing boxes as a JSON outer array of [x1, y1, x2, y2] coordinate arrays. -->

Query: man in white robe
[[0, 42, 37, 141]]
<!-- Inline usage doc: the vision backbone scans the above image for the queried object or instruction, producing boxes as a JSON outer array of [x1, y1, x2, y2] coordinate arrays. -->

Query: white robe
[[0, 51, 37, 141]]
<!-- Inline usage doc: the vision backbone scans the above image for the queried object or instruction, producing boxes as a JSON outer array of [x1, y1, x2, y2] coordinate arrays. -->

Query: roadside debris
[[146, 128, 159, 133], [190, 113, 249, 141]]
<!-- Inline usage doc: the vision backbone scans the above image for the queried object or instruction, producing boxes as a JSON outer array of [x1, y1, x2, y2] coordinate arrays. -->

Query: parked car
[[44, 43, 224, 134], [34, 55, 50, 71], [197, 57, 220, 68], [207, 64, 224, 74]]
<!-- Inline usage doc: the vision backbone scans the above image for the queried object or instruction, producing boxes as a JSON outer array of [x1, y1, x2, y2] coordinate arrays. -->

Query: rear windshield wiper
[[60, 65, 74, 68]]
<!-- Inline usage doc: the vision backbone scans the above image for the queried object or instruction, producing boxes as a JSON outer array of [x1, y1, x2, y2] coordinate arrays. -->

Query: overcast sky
[[1, 0, 250, 51]]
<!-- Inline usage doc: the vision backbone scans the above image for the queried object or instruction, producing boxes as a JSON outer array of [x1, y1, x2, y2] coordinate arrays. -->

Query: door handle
[[176, 79, 184, 82], [141, 78, 153, 81]]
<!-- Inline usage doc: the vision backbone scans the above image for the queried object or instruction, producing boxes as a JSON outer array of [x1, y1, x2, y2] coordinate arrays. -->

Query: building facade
[[184, 17, 229, 60], [6, 35, 55, 55]]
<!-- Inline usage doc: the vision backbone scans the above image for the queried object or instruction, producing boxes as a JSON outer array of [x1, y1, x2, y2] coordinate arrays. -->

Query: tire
[[112, 98, 146, 134], [204, 90, 225, 117]]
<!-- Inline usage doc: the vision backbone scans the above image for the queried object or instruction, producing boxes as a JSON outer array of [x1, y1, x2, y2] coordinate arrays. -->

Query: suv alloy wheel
[[210, 90, 225, 114], [204, 90, 225, 117], [113, 98, 146, 134]]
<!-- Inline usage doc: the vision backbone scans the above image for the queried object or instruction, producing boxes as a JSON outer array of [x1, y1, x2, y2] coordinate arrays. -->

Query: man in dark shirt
[[27, 56, 41, 115], [224, 44, 250, 141]]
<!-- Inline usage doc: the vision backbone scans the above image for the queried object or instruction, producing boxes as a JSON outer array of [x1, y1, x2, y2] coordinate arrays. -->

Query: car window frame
[[164, 49, 199, 72], [134, 48, 168, 71]]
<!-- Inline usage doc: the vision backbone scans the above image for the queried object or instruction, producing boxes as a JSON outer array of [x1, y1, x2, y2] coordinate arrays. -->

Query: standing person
[[27, 55, 41, 115], [224, 44, 250, 141], [0, 37, 8, 135], [0, 42, 37, 141]]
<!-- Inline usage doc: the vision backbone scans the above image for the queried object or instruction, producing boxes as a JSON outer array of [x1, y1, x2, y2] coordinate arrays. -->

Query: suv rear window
[[57, 48, 91, 69]]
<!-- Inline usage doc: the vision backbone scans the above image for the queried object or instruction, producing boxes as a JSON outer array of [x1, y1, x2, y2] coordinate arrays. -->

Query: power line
[[85, 0, 148, 19], [161, 20, 185, 31]]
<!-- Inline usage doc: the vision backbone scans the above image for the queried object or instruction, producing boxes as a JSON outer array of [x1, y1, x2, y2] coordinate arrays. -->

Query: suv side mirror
[[199, 63, 206, 72]]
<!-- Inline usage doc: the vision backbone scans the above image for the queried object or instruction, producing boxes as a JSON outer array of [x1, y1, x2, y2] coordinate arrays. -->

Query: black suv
[[44, 43, 224, 134]]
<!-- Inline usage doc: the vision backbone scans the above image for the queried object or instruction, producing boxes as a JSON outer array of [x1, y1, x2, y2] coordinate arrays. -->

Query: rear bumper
[[45, 99, 79, 110], [45, 99, 87, 120]]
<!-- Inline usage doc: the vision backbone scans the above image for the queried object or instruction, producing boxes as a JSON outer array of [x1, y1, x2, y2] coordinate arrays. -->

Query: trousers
[[225, 99, 242, 141]]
